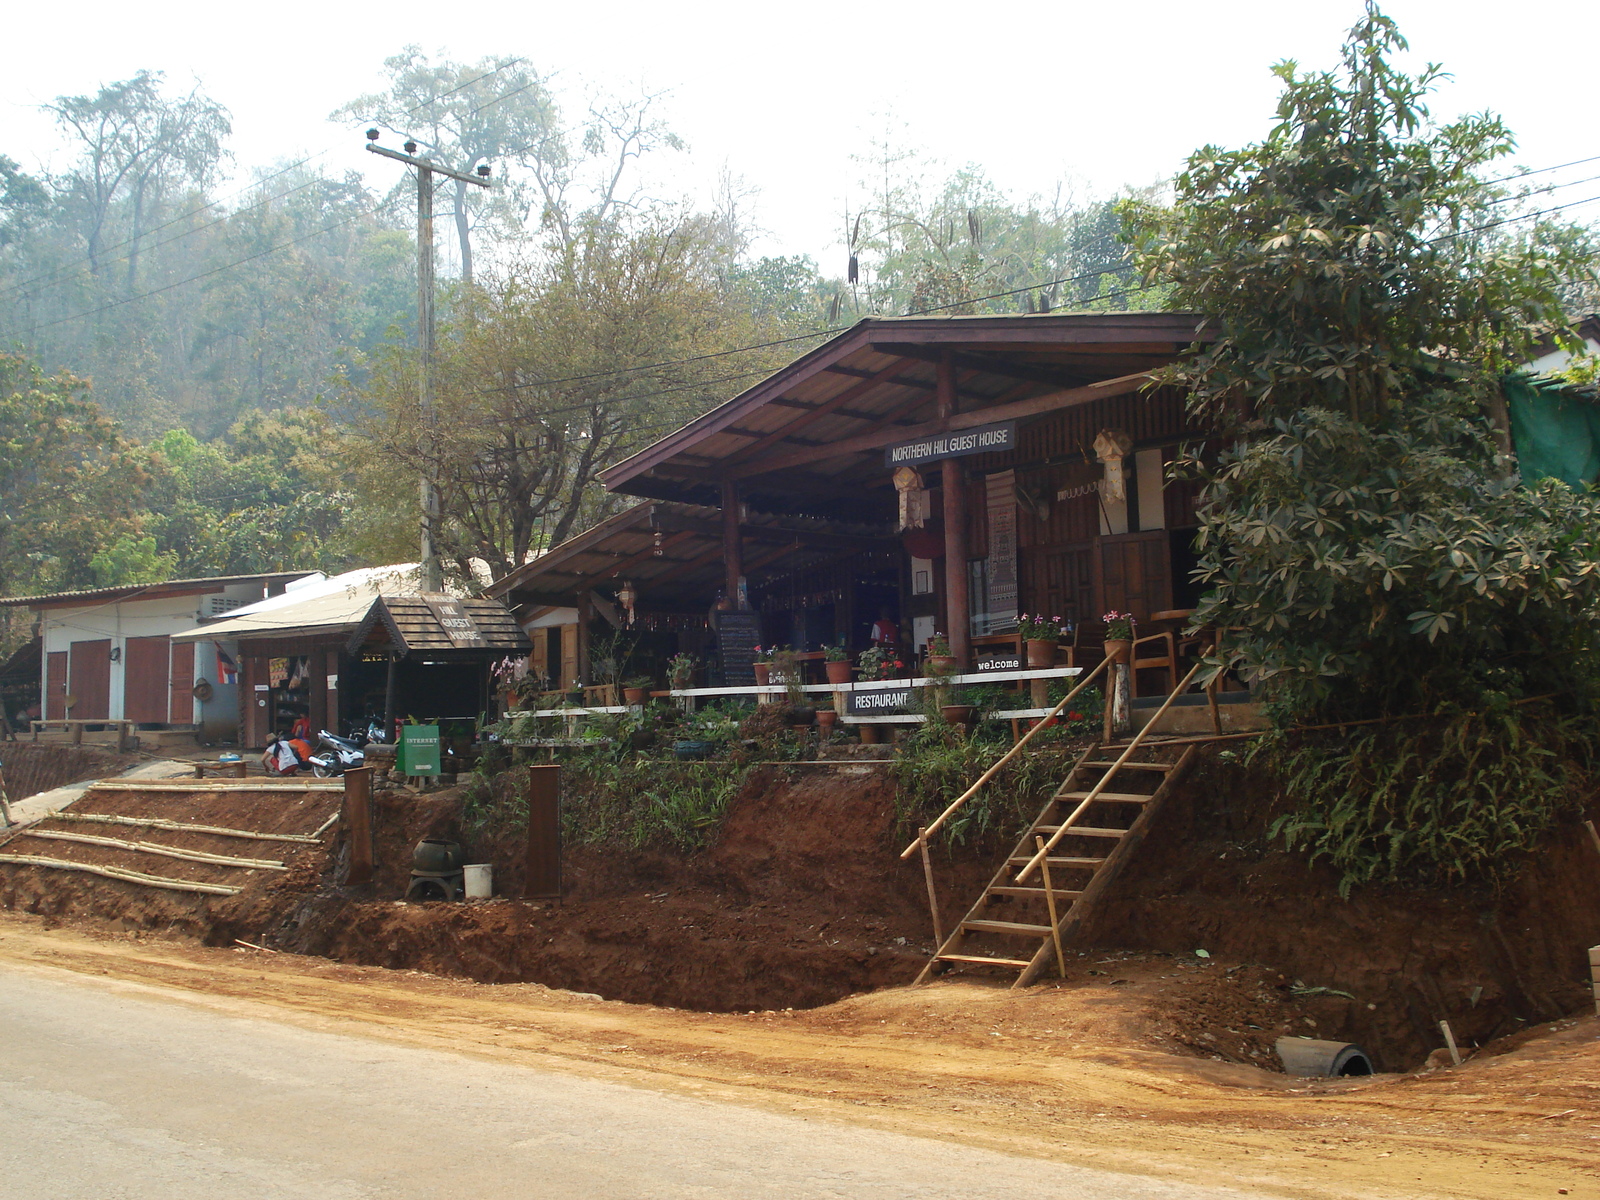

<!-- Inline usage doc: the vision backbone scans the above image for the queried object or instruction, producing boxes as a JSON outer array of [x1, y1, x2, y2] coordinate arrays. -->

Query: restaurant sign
[[883, 421, 1015, 468], [845, 684, 915, 717]]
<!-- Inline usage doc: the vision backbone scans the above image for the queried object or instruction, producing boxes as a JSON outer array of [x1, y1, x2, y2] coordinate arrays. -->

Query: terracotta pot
[[941, 704, 977, 726], [858, 725, 881, 744], [1025, 639, 1058, 669], [817, 710, 838, 732], [825, 659, 852, 685], [930, 655, 958, 673], [623, 687, 647, 706], [1103, 638, 1132, 664], [753, 662, 771, 685]]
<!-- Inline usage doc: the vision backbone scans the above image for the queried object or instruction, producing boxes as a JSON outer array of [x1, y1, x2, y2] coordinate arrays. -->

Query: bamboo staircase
[[905, 658, 1204, 990]]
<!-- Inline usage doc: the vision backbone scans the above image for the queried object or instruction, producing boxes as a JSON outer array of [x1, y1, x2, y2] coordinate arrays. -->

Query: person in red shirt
[[870, 607, 898, 648]]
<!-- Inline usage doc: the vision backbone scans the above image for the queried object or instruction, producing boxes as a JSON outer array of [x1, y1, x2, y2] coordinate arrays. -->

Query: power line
[[2, 58, 524, 302], [1484, 153, 1600, 186]]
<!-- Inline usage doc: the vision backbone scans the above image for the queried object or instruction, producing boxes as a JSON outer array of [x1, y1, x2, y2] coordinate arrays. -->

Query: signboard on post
[[883, 421, 1015, 469], [845, 684, 915, 717], [714, 610, 762, 686], [398, 723, 441, 776], [421, 593, 486, 647]]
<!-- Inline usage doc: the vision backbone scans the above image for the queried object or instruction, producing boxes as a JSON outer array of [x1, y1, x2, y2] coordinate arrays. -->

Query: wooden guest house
[[490, 312, 1216, 688]]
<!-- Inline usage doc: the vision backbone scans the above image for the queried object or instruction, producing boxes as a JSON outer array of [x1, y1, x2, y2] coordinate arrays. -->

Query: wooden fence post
[[343, 766, 374, 887], [526, 764, 562, 900]]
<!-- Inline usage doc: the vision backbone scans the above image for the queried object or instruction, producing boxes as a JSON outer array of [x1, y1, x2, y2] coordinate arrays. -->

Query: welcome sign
[[883, 421, 1015, 468]]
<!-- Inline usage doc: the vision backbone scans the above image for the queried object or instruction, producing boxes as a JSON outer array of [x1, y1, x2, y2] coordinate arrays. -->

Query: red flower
[[1067, 711, 1083, 721]]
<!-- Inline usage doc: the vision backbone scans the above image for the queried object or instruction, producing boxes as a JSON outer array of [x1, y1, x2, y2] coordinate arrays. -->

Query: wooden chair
[[1130, 627, 1178, 697]]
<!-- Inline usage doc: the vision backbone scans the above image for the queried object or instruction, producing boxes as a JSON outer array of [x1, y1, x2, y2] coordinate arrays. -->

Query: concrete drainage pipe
[[1275, 1037, 1374, 1077]]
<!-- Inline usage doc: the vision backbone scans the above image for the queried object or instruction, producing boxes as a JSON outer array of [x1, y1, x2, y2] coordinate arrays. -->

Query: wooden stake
[[343, 766, 374, 886], [0, 763, 15, 828], [1036, 835, 1066, 979], [1584, 820, 1600, 858], [1588, 946, 1599, 1018], [918, 826, 943, 946], [1439, 1019, 1462, 1066]]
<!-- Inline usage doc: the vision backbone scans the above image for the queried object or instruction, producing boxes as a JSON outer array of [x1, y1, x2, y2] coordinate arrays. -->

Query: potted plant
[[752, 645, 773, 686], [771, 647, 812, 722], [623, 675, 652, 706], [940, 701, 977, 726], [1102, 610, 1135, 662], [667, 652, 697, 691], [926, 632, 957, 674], [1018, 613, 1067, 669], [824, 638, 852, 684]]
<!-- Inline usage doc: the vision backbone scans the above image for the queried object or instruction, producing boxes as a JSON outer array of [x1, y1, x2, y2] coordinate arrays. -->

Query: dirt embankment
[[0, 743, 140, 802], [3, 751, 1599, 1075]]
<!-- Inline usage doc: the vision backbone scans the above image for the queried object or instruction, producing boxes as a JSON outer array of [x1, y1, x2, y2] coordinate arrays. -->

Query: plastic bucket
[[463, 863, 493, 900]]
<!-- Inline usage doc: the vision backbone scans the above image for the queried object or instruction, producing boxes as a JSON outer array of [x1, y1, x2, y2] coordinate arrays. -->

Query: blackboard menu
[[714, 611, 763, 686]]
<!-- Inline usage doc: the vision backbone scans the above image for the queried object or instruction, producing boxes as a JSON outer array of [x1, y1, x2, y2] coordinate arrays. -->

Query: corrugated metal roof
[[0, 571, 319, 609]]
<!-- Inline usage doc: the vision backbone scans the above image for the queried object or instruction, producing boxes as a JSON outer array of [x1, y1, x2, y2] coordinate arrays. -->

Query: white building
[[0, 571, 320, 743]]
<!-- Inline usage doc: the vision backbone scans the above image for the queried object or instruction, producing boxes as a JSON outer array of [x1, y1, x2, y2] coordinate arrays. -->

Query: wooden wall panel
[[1095, 532, 1174, 623], [169, 641, 195, 725], [45, 651, 67, 721], [123, 635, 170, 723], [68, 639, 111, 720]]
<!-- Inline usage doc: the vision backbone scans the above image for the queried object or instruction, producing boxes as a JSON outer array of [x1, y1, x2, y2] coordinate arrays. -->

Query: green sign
[[398, 724, 441, 776]]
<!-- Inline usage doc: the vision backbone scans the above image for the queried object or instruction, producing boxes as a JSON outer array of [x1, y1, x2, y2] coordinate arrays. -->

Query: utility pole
[[365, 132, 491, 592]]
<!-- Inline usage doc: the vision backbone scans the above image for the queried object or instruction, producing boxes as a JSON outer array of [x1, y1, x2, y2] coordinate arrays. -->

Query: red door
[[68, 639, 112, 720], [45, 652, 67, 720], [123, 635, 170, 723], [169, 641, 195, 724]]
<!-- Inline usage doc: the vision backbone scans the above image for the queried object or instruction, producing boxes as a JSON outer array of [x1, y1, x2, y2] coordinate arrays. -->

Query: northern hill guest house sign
[[883, 421, 1015, 468]]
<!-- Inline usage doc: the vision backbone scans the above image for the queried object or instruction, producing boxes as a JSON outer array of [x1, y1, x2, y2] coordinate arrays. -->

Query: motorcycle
[[308, 728, 366, 778]]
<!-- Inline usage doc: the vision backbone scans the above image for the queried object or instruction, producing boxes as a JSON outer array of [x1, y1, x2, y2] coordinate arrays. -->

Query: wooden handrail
[[899, 655, 1112, 860], [1013, 659, 1204, 884]]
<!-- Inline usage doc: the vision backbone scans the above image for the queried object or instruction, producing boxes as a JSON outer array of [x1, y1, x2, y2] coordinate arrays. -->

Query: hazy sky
[[6, 0, 1599, 268]]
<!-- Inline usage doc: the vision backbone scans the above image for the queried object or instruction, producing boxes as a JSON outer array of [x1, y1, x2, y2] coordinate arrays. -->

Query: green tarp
[[1504, 374, 1600, 488]]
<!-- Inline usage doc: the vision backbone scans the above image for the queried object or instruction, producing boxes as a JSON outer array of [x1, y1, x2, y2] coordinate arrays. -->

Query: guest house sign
[[883, 421, 1015, 468]]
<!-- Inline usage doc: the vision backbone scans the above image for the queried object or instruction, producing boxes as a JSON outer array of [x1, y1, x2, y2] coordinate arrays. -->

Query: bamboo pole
[[0, 853, 242, 896], [53, 812, 322, 844], [899, 656, 1110, 859], [918, 826, 943, 946], [1037, 835, 1066, 980], [1015, 660, 1203, 884], [0, 763, 14, 828], [17, 829, 287, 870]]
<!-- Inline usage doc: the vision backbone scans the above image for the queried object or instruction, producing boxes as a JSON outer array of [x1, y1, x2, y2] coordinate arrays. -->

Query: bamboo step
[[1082, 761, 1174, 771], [935, 953, 1034, 968], [1055, 791, 1155, 804], [1006, 854, 1106, 868], [1031, 825, 1127, 839], [987, 885, 1083, 899], [961, 918, 1055, 936]]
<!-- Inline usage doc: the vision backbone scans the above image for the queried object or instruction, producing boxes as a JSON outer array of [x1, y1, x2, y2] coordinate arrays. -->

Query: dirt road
[[0, 913, 1594, 1200]]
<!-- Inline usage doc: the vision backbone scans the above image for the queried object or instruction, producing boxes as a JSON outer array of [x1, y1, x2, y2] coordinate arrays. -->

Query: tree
[[1123, 3, 1600, 889]]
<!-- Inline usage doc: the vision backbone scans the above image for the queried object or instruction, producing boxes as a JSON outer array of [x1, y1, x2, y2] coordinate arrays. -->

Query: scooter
[[308, 728, 366, 778]]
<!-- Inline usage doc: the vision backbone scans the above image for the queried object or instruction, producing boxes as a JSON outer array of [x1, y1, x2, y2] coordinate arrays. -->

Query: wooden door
[[1030, 544, 1096, 628], [68, 639, 111, 719], [1095, 531, 1173, 624], [169, 641, 195, 724], [559, 624, 579, 690], [45, 651, 67, 720], [241, 654, 268, 747], [123, 635, 170, 723]]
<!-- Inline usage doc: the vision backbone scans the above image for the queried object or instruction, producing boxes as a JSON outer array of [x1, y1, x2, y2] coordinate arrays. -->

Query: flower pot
[[673, 739, 715, 761], [623, 687, 647, 706], [858, 725, 881, 744], [753, 662, 771, 686], [786, 705, 816, 726], [1025, 639, 1058, 669], [825, 659, 852, 685], [941, 704, 977, 726], [930, 655, 958, 673], [817, 710, 838, 733], [1103, 638, 1132, 664]]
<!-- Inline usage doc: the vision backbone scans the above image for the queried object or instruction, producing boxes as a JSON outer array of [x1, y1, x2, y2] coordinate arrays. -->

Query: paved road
[[0, 968, 1261, 1200]]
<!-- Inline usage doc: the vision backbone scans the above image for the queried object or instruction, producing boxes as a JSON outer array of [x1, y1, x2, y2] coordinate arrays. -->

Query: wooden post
[[1584, 819, 1600, 858], [342, 766, 374, 887], [1589, 946, 1600, 1017], [1439, 1019, 1462, 1066], [937, 351, 971, 669], [1037, 835, 1066, 979], [526, 764, 562, 899], [917, 826, 943, 946], [721, 478, 743, 609], [0, 762, 15, 828], [382, 653, 398, 745]]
